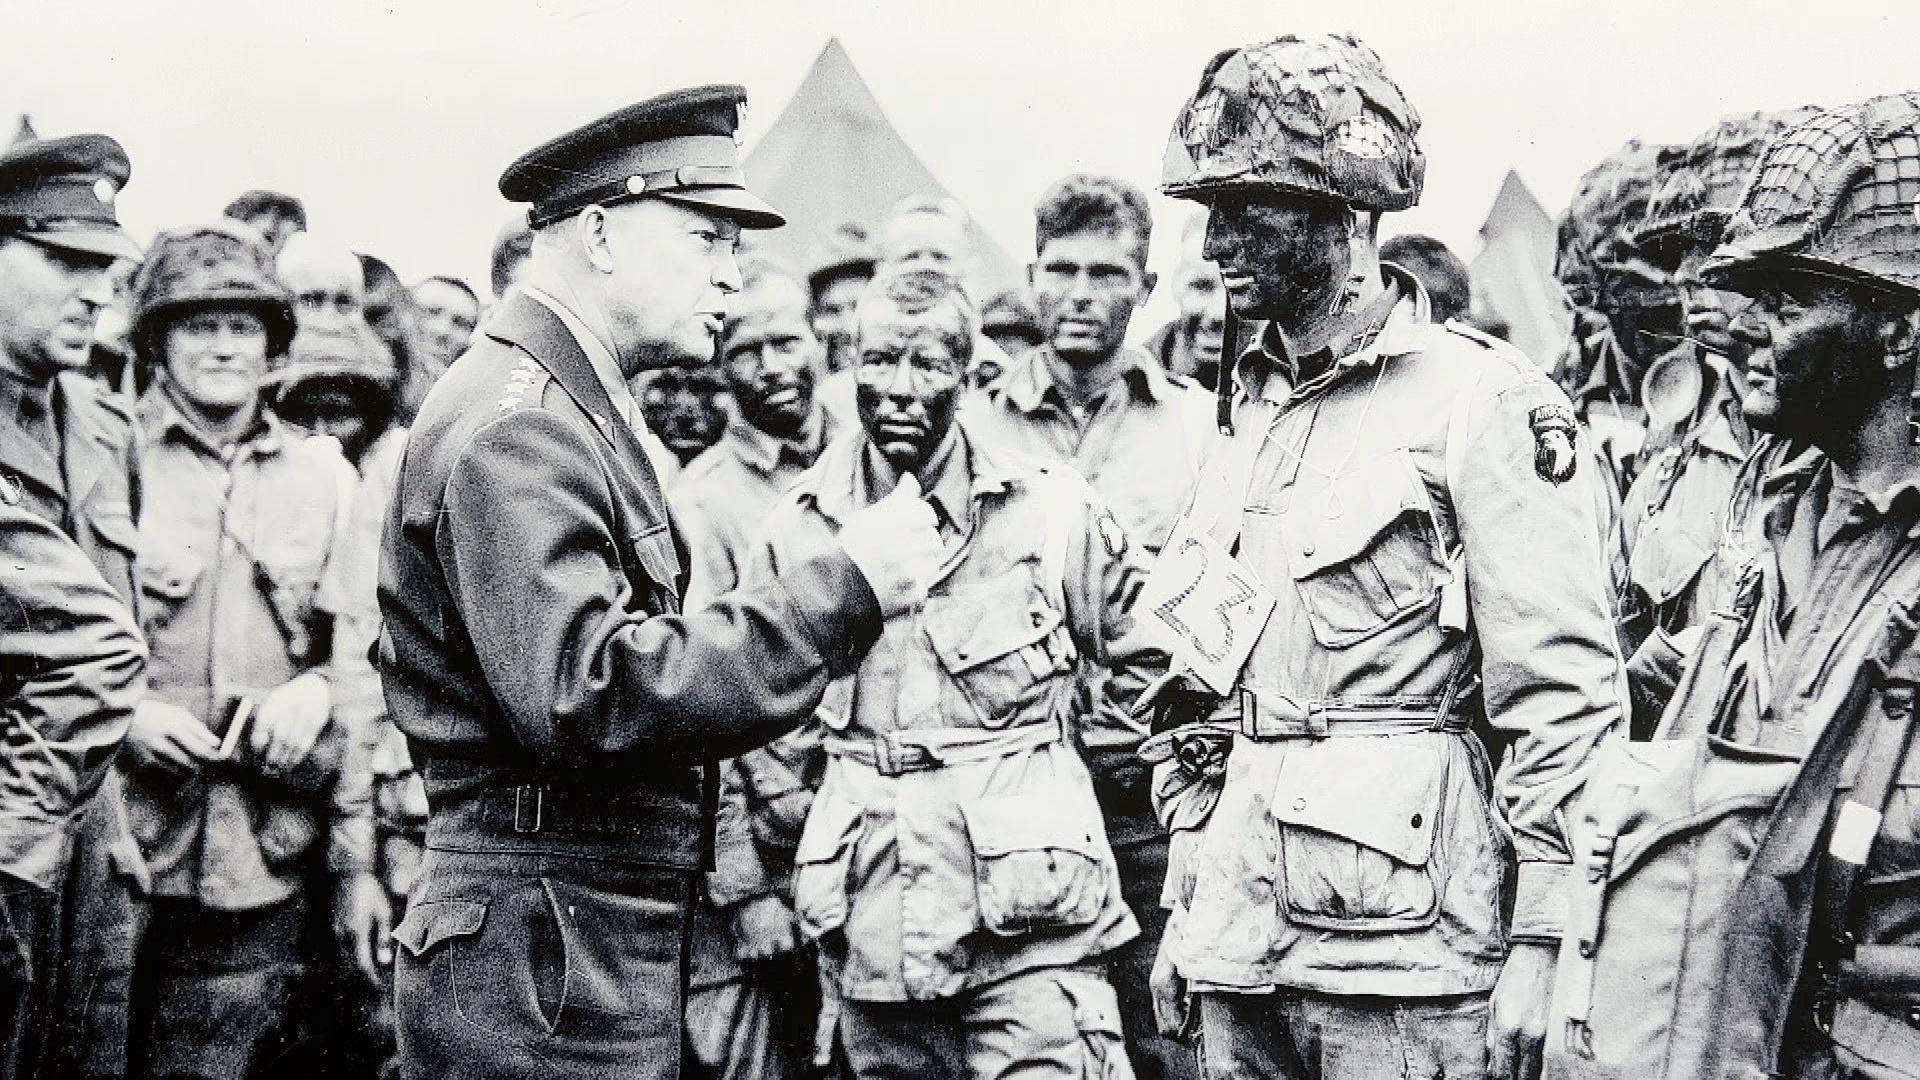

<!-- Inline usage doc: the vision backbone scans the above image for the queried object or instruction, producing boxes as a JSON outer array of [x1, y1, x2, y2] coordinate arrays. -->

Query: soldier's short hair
[[1381, 233, 1471, 324], [223, 189, 306, 230], [1034, 174, 1154, 268], [858, 268, 976, 364], [724, 255, 813, 345]]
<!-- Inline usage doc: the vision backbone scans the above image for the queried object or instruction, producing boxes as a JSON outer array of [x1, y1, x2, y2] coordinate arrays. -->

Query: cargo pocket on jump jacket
[[1272, 737, 1448, 932], [922, 569, 1073, 727], [963, 790, 1109, 937], [1273, 448, 1445, 648], [793, 790, 863, 942]]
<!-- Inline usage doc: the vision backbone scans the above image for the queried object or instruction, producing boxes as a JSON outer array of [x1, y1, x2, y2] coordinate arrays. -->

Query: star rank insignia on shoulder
[[496, 356, 543, 412], [1529, 404, 1579, 484]]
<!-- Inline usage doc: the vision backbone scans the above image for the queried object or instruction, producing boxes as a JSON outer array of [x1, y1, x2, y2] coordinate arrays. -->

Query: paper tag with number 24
[[1138, 516, 1274, 695]]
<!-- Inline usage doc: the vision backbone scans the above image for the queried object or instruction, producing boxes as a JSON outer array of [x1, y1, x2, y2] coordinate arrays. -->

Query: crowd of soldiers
[[2, 27, 1918, 1080]]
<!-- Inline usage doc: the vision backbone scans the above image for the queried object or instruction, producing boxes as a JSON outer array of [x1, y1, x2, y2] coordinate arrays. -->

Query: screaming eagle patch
[[1530, 405, 1579, 485]]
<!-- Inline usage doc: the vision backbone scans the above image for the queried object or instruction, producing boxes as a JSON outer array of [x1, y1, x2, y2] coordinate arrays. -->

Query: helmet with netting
[[1704, 92, 1920, 300], [1161, 33, 1423, 212], [1631, 107, 1822, 269], [130, 220, 295, 366], [1557, 140, 1674, 308]]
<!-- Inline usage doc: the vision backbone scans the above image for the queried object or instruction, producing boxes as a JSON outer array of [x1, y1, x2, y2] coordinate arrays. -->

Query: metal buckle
[[876, 738, 936, 777], [513, 786, 544, 834]]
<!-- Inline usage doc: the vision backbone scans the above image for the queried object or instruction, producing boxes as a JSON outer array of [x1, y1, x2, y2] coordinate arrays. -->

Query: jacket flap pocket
[[1272, 737, 1445, 865], [1626, 517, 1714, 606], [1278, 449, 1434, 579], [392, 899, 486, 959], [963, 790, 1101, 859], [794, 789, 863, 865], [922, 574, 1061, 675]]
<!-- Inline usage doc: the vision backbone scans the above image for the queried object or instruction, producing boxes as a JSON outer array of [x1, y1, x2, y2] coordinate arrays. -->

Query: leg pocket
[[1271, 738, 1448, 932], [393, 883, 563, 1042], [539, 876, 687, 1047], [1059, 972, 1134, 1080]]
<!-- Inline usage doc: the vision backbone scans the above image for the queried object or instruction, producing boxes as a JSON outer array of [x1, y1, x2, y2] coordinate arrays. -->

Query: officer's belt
[[823, 718, 1067, 777], [442, 783, 695, 842], [1235, 688, 1471, 740]]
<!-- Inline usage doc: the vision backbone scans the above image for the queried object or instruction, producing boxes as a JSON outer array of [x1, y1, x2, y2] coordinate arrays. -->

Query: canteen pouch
[[963, 789, 1111, 936]]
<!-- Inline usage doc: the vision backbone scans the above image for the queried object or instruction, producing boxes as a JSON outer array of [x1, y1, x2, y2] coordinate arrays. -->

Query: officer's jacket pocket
[[922, 569, 1073, 727], [1273, 449, 1444, 648], [793, 789, 863, 941], [963, 789, 1110, 937], [393, 899, 487, 960], [1270, 737, 1447, 932]]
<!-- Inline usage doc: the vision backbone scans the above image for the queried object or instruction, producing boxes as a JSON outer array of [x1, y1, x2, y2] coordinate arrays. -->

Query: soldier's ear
[[1139, 269, 1159, 305], [1876, 304, 1920, 369], [576, 206, 616, 275]]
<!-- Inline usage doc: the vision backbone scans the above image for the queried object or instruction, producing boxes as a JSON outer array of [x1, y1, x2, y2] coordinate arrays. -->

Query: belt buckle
[[513, 786, 544, 833], [878, 738, 936, 776]]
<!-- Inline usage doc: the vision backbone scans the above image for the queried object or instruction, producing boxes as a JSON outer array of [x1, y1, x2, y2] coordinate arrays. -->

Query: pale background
[[5, 0, 1915, 329]]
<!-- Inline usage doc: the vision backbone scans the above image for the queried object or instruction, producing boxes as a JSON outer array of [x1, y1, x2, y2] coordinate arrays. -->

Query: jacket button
[[1410, 813, 1423, 828], [1292, 798, 1307, 812], [1301, 544, 1316, 558]]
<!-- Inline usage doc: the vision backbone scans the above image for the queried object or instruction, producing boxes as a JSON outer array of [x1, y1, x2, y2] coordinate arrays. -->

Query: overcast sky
[[6, 0, 1917, 304]]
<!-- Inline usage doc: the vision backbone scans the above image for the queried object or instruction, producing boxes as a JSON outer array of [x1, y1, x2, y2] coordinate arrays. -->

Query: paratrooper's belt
[[1236, 688, 1471, 740], [824, 718, 1068, 777]]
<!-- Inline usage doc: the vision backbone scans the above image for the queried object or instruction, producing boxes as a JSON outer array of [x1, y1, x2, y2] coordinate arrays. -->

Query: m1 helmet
[[1161, 33, 1423, 212]]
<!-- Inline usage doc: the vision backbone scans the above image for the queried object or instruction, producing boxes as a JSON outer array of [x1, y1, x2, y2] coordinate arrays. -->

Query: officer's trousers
[[0, 871, 58, 1080], [393, 848, 695, 1080], [44, 778, 143, 1080], [1197, 988, 1490, 1080], [838, 964, 1134, 1080]]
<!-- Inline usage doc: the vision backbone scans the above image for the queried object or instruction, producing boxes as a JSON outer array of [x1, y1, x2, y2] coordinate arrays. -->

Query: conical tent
[[1469, 170, 1572, 367], [743, 38, 1020, 296]]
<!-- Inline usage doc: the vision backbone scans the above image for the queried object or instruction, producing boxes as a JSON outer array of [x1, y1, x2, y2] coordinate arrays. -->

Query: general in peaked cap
[[0, 134, 139, 260], [500, 84, 784, 231]]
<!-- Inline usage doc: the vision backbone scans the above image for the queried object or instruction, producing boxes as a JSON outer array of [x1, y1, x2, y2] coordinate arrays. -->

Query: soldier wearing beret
[[376, 84, 943, 1080], [0, 131, 150, 1080]]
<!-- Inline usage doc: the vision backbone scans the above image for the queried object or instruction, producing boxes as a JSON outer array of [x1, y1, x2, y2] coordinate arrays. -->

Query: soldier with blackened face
[[1148, 34, 1625, 1080], [753, 269, 1165, 1079]]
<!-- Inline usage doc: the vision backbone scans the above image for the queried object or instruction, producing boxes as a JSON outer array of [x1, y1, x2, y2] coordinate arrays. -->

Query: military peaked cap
[[500, 84, 784, 231], [0, 134, 139, 260]]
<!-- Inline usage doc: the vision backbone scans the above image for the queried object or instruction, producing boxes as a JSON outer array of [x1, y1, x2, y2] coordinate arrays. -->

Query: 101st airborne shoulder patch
[[1530, 404, 1579, 484]]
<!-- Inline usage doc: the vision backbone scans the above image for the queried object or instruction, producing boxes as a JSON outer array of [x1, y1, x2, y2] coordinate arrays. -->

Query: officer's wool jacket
[[756, 423, 1164, 1002], [1164, 270, 1627, 998], [377, 293, 883, 871], [0, 500, 146, 889]]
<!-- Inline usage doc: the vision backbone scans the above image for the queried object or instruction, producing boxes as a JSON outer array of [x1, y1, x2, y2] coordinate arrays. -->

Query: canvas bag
[[1545, 570, 1803, 1079]]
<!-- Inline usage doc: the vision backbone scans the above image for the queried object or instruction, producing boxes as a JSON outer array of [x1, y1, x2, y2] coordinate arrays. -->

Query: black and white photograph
[[2, 2, 1918, 1077]]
